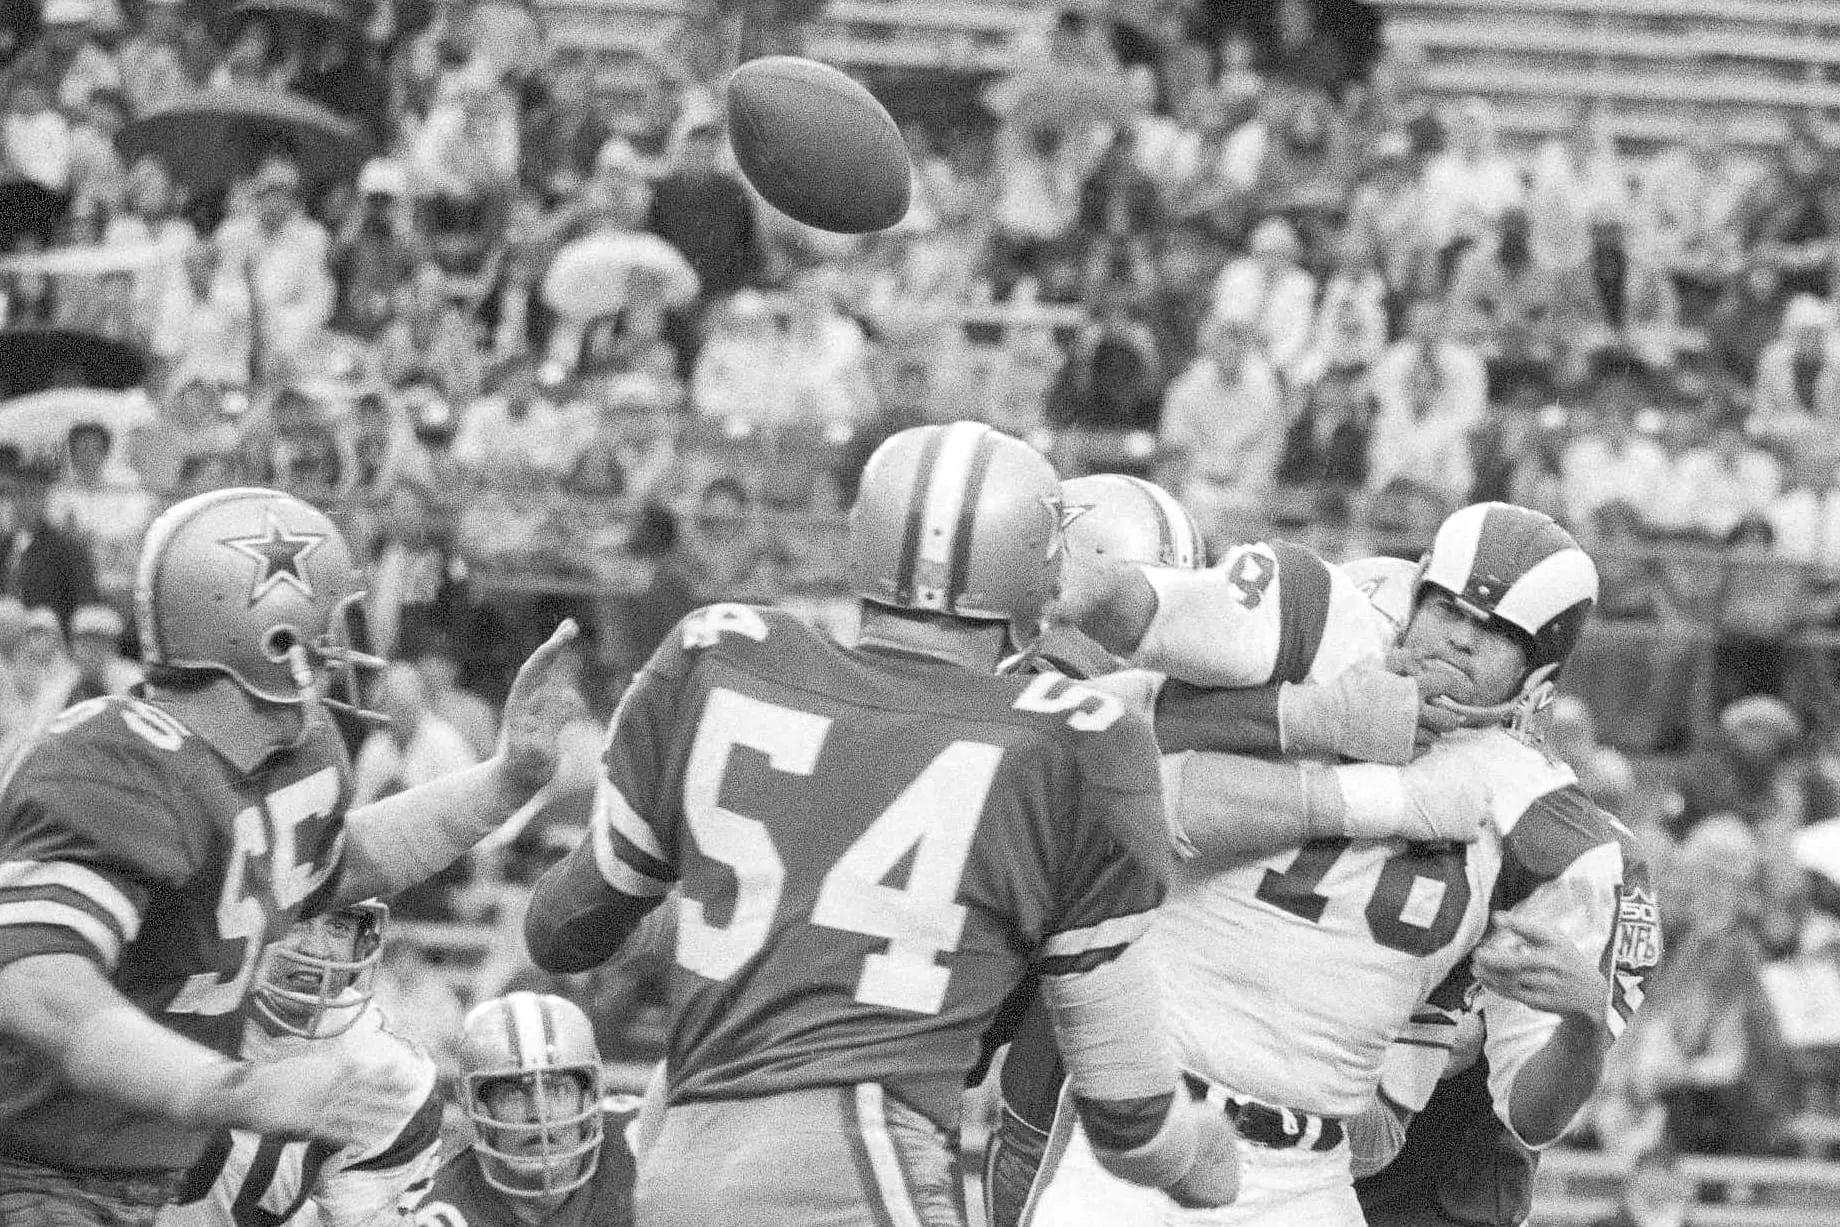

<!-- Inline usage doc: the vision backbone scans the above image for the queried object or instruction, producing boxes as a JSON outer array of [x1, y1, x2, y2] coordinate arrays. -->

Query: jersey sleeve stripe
[[0, 861, 142, 940], [0, 900, 122, 967], [347, 1081, 445, 1172], [1038, 911, 1154, 958], [1492, 785, 1614, 913], [593, 776, 667, 863], [1269, 541, 1333, 685], [606, 825, 673, 886], [591, 834, 672, 899]]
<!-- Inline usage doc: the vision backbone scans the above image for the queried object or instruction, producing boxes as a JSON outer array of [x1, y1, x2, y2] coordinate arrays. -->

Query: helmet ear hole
[[262, 625, 301, 663]]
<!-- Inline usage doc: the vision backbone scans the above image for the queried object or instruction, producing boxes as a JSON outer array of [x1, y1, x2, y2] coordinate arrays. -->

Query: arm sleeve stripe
[[606, 826, 673, 887], [0, 900, 120, 967], [593, 844, 671, 899], [1039, 911, 1153, 959], [1269, 541, 1334, 685], [594, 776, 667, 862], [590, 782, 673, 897], [1036, 946, 1129, 977], [0, 861, 141, 940], [346, 1082, 445, 1173]]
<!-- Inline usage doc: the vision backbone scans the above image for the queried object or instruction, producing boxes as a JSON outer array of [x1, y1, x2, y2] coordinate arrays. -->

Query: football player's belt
[[1181, 1072, 1345, 1153]]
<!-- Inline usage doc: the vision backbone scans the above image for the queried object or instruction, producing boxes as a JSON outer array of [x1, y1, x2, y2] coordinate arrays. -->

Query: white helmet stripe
[[1422, 503, 1486, 607], [912, 422, 992, 610], [1492, 547, 1599, 635], [505, 991, 550, 1069], [1131, 475, 1203, 568]]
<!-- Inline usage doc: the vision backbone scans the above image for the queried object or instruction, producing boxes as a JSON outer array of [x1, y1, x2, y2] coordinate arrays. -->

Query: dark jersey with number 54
[[0, 694, 350, 1174], [589, 604, 1165, 1130]]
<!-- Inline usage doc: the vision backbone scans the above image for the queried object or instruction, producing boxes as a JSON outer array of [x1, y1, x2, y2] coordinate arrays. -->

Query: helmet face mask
[[469, 1068, 602, 1198], [459, 993, 605, 1199], [252, 901, 387, 1039]]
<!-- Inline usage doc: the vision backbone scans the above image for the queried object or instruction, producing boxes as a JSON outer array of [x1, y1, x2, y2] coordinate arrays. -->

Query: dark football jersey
[[0, 694, 351, 1172], [591, 604, 1165, 1130], [414, 1108, 639, 1227], [1355, 1060, 1535, 1227]]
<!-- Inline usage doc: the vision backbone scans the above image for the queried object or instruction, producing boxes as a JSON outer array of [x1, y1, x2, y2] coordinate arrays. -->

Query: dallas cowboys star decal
[[1041, 494, 1093, 560], [223, 511, 326, 605]]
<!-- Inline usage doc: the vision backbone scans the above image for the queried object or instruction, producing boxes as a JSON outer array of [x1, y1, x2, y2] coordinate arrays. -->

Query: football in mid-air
[[725, 55, 912, 234]]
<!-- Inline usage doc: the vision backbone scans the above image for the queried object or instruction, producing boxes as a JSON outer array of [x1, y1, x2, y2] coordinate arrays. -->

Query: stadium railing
[[1531, 1148, 1840, 1225]]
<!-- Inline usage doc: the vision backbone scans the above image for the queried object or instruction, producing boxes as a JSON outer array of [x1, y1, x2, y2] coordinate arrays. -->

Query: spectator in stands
[[346, 390, 429, 506], [1076, 127, 1162, 294], [63, 87, 124, 220], [566, 371, 680, 500], [780, 268, 873, 429], [1248, 90, 1354, 268], [980, 315, 1063, 441], [1257, 0, 1353, 100], [991, 119, 1100, 300], [1767, 436, 1840, 570], [3, 604, 75, 745], [518, 51, 613, 199], [1669, 696, 1836, 839], [1341, 131, 1435, 322], [1157, 308, 1282, 540], [410, 637, 497, 759], [114, 0, 189, 117], [1735, 114, 1840, 299], [1278, 282, 1377, 489], [1419, 95, 1522, 254], [1448, 205, 1586, 387], [1632, 816, 1801, 1158], [377, 261, 483, 403], [1499, 398, 1570, 524], [1635, 110, 1751, 329], [209, 13, 295, 90], [408, 56, 520, 268], [127, 374, 237, 494], [1561, 357, 1673, 528], [1546, 694, 1636, 814], [2, 74, 71, 197], [690, 289, 787, 426], [1707, 262, 1792, 385], [649, 116, 758, 301], [643, 0, 743, 104], [1747, 293, 1840, 447], [62, 602, 138, 702], [353, 662, 482, 807], [598, 498, 698, 678], [23, 0, 116, 113], [46, 420, 152, 600], [1653, 410, 1783, 542], [452, 355, 573, 477], [1365, 295, 1486, 508], [1529, 101, 1629, 274], [0, 448, 96, 632], [213, 157, 335, 378], [369, 479, 472, 661], [1048, 274, 1165, 436], [683, 474, 778, 604], [1208, 215, 1315, 378], [331, 159, 423, 340]]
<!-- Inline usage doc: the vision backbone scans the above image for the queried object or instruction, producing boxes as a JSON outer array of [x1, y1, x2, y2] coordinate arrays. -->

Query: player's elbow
[[523, 855, 656, 973], [1077, 567, 1157, 659]]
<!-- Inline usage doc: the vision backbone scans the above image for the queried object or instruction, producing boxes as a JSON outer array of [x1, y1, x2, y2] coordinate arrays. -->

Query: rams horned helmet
[[135, 488, 384, 716], [849, 422, 1065, 644], [251, 901, 388, 1039], [1416, 502, 1598, 676], [460, 993, 605, 1198]]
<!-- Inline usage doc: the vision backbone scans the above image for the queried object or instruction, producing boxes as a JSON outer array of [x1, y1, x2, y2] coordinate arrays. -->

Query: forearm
[[335, 760, 530, 904], [1158, 751, 1346, 867], [1505, 1013, 1608, 1148], [1154, 682, 1283, 756], [524, 838, 661, 973], [0, 954, 245, 1130]]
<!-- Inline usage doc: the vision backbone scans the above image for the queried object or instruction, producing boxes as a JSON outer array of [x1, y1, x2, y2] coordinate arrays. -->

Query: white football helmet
[[459, 993, 604, 1198]]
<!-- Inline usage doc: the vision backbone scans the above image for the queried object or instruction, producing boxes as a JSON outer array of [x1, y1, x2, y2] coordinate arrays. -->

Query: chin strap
[[1431, 663, 1561, 743]]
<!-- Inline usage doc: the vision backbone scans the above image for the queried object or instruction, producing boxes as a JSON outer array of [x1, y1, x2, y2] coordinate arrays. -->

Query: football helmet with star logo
[[848, 421, 1065, 645], [134, 487, 385, 716]]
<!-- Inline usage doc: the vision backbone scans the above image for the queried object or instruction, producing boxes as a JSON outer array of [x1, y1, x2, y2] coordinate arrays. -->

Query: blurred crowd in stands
[[0, 0, 1837, 1177]]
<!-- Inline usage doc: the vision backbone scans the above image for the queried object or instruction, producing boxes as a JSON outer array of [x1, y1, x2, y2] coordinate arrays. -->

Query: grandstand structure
[[540, 0, 1840, 155]]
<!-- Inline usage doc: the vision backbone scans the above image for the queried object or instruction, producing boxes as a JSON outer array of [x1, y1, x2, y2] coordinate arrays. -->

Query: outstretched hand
[[495, 619, 582, 797], [1472, 911, 1606, 1025]]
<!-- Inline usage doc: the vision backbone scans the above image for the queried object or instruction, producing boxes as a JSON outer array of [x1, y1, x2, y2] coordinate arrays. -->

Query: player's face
[[1397, 590, 1530, 709], [479, 1072, 593, 1159], [268, 912, 364, 1022]]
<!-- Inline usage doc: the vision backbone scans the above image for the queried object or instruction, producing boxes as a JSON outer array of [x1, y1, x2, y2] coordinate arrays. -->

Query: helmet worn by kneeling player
[[1059, 473, 1206, 573], [459, 992, 606, 1198], [135, 487, 386, 722]]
